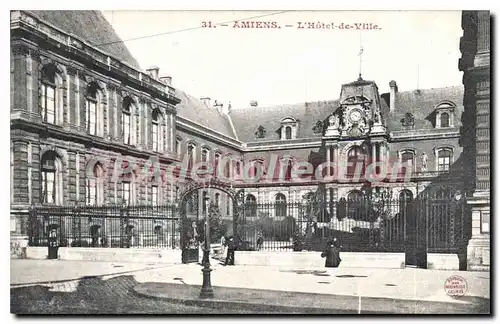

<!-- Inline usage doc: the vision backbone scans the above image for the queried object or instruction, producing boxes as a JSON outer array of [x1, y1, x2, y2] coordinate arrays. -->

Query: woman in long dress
[[321, 238, 342, 268]]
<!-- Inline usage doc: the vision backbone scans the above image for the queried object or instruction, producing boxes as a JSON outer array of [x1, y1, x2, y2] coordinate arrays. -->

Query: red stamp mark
[[444, 275, 468, 298]]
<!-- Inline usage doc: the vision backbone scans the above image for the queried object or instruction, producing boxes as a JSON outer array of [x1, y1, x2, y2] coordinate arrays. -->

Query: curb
[[132, 283, 489, 314], [132, 286, 367, 314]]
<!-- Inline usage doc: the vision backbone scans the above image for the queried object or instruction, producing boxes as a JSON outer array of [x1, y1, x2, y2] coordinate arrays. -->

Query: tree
[[196, 203, 224, 244]]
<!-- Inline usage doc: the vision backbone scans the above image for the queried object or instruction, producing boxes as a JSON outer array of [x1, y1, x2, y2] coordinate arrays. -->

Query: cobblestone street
[[10, 260, 303, 314], [10, 259, 490, 314]]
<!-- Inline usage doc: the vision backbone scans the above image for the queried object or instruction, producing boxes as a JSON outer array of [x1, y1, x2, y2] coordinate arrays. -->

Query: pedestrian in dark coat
[[224, 236, 236, 266], [321, 238, 341, 268]]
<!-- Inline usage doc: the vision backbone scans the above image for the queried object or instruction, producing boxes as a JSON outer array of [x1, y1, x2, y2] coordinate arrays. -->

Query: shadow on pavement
[[11, 264, 172, 287]]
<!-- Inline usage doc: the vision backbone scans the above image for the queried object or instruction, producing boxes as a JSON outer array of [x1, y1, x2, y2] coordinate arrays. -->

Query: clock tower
[[322, 76, 389, 187]]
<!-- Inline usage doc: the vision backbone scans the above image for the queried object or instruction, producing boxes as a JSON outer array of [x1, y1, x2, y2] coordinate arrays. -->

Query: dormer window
[[401, 112, 415, 129], [312, 120, 324, 134], [255, 126, 266, 139], [434, 101, 455, 128], [280, 117, 297, 140]]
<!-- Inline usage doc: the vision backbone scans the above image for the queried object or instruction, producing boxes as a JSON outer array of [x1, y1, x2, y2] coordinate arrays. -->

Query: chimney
[[389, 80, 398, 112], [200, 97, 211, 107], [159, 76, 172, 86], [146, 66, 160, 80], [213, 100, 223, 113]]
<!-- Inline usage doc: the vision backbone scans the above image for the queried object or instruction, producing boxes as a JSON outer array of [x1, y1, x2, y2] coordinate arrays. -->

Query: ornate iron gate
[[235, 187, 471, 268]]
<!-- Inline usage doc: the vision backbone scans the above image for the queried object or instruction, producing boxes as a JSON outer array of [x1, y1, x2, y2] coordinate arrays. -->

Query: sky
[[101, 10, 463, 110]]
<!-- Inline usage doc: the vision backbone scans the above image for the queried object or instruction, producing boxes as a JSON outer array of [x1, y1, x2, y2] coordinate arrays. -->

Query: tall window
[[246, 194, 257, 216], [285, 126, 292, 140], [122, 181, 131, 205], [86, 82, 100, 136], [41, 151, 62, 205], [152, 185, 158, 205], [176, 137, 182, 158], [275, 193, 287, 218], [86, 162, 104, 205], [152, 109, 164, 152], [400, 151, 415, 174], [122, 97, 133, 145], [214, 152, 221, 177], [438, 149, 452, 172], [440, 112, 450, 128], [40, 65, 57, 124], [347, 146, 366, 176], [224, 155, 231, 178], [187, 143, 196, 171]]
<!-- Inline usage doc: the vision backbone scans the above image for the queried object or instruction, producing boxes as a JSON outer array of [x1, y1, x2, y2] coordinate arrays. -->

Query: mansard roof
[[382, 85, 464, 131], [29, 10, 141, 69], [175, 90, 237, 139], [229, 84, 463, 144]]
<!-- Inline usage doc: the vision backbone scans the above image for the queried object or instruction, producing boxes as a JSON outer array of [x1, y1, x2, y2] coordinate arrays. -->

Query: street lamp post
[[199, 193, 214, 298]]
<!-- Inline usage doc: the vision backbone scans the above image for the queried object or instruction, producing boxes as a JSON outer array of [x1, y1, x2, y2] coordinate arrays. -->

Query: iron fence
[[235, 193, 469, 254], [23, 190, 470, 255], [27, 205, 180, 249]]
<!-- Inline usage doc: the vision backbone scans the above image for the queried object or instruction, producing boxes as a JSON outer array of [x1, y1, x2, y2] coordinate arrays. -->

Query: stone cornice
[[389, 129, 460, 142], [11, 117, 178, 163], [11, 10, 181, 107]]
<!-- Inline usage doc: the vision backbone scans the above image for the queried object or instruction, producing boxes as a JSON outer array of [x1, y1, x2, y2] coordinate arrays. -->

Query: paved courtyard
[[11, 259, 490, 314]]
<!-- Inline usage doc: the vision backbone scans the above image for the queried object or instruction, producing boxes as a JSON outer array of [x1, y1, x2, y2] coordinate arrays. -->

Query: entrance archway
[[177, 179, 245, 263]]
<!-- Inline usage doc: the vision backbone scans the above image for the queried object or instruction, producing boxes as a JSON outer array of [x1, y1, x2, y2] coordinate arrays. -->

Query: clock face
[[349, 109, 363, 123]]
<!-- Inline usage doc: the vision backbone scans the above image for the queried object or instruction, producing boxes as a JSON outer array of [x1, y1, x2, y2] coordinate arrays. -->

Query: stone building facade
[[10, 11, 482, 268], [459, 10, 490, 271]]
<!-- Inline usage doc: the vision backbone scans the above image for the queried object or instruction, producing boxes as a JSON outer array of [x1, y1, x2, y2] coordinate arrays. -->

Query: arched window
[[347, 146, 366, 176], [86, 162, 104, 205], [224, 155, 232, 179], [40, 64, 61, 124], [275, 193, 287, 218], [41, 151, 63, 205], [440, 112, 450, 128], [152, 109, 164, 152], [86, 82, 101, 136], [187, 143, 196, 171], [175, 137, 182, 158], [400, 150, 415, 175], [213, 151, 221, 177], [280, 117, 297, 140], [122, 97, 133, 145], [437, 149, 452, 172], [347, 190, 364, 220], [246, 194, 257, 216]]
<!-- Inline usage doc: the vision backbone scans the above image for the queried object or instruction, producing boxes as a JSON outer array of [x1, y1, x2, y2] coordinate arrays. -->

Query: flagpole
[[358, 32, 363, 79]]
